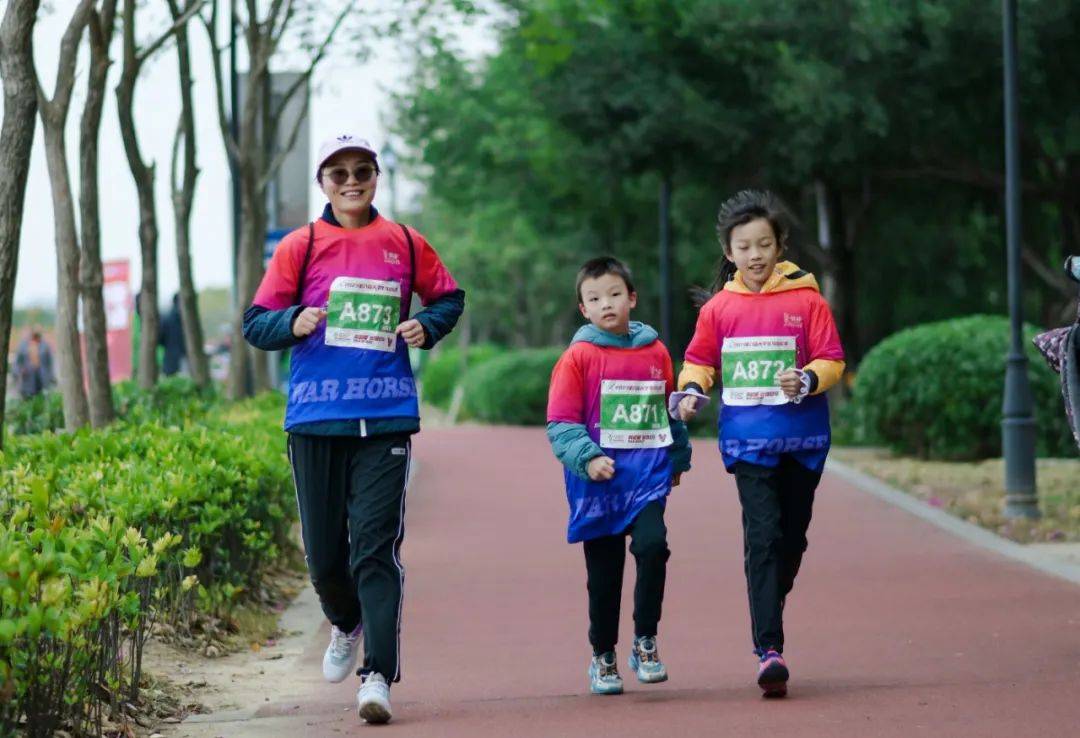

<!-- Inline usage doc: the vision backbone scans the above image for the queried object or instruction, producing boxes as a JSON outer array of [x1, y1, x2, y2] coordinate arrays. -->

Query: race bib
[[324, 277, 401, 352], [721, 336, 797, 406], [600, 379, 672, 449]]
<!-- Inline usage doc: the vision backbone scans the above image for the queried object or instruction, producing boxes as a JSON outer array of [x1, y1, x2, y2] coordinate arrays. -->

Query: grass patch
[[832, 448, 1080, 543]]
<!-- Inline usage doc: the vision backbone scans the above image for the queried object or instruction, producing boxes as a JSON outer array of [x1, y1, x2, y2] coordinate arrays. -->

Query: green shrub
[[420, 343, 502, 409], [4, 376, 217, 436], [0, 393, 292, 735], [850, 315, 1073, 459], [460, 347, 563, 425], [113, 376, 219, 426], [4, 391, 64, 435]]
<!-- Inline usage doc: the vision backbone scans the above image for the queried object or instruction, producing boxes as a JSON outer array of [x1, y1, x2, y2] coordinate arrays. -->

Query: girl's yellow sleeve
[[803, 359, 846, 395], [678, 362, 717, 393]]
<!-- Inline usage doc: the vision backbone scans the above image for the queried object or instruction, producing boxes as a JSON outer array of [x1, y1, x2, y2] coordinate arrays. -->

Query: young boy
[[546, 256, 692, 695]]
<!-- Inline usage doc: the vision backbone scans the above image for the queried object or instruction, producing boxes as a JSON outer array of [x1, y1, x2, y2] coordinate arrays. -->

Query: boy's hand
[[292, 307, 327, 338], [778, 370, 805, 399], [677, 395, 699, 422], [672, 472, 682, 487], [396, 319, 427, 348], [587, 455, 616, 481]]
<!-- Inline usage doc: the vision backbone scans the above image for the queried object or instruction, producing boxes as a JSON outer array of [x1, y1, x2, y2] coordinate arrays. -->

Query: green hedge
[[460, 348, 563, 425], [420, 343, 501, 409], [5, 376, 217, 436], [849, 315, 1073, 459], [0, 392, 292, 736]]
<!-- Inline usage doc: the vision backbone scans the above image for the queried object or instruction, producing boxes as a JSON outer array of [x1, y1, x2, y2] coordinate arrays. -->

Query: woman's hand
[[292, 307, 327, 338], [396, 319, 427, 348]]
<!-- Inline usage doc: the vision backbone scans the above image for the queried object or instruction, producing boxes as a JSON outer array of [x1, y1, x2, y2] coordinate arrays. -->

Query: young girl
[[675, 190, 844, 698]]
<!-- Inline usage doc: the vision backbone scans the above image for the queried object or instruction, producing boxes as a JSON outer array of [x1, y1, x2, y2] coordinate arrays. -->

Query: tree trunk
[[41, 118, 90, 430], [206, 0, 352, 398], [116, 0, 159, 390], [814, 180, 839, 306], [242, 165, 270, 393], [169, 0, 210, 389], [79, 0, 120, 427], [227, 30, 270, 399], [814, 179, 862, 365], [35, 0, 96, 432], [0, 0, 42, 449]]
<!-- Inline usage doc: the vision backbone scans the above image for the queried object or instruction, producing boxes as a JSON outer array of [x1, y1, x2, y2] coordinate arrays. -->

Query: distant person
[[13, 326, 55, 399], [546, 256, 691, 696], [242, 133, 464, 724], [159, 293, 187, 376], [675, 190, 845, 698]]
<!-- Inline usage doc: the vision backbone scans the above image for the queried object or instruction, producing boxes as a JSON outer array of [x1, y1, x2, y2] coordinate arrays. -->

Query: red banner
[[103, 259, 133, 383]]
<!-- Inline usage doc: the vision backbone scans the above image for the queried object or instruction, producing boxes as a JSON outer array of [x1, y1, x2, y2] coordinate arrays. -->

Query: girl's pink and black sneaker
[[757, 649, 788, 698]]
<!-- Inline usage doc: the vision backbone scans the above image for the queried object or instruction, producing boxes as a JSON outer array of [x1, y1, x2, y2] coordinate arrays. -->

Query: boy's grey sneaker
[[322, 623, 362, 683], [588, 651, 624, 695], [628, 636, 668, 683], [357, 672, 392, 724]]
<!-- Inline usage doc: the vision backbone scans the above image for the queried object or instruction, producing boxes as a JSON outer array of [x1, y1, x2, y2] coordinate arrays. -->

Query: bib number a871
[[610, 401, 664, 427], [599, 379, 672, 449]]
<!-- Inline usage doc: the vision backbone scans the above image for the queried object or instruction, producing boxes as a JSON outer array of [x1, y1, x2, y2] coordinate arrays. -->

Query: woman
[[243, 133, 464, 724]]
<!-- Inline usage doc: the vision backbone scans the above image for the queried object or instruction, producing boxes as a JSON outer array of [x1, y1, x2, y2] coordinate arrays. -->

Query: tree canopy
[[393, 0, 1080, 358]]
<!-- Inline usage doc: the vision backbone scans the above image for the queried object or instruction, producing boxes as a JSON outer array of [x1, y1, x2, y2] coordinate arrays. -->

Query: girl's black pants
[[733, 455, 821, 655]]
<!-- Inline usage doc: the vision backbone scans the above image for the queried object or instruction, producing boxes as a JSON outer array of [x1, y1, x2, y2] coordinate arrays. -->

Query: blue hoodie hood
[[571, 321, 658, 349]]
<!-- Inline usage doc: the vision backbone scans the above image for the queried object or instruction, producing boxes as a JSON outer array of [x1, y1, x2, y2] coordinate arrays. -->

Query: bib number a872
[[729, 358, 792, 383], [721, 336, 798, 406]]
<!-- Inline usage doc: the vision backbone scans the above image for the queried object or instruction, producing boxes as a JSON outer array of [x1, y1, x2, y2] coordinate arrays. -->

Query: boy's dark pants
[[288, 432, 411, 682], [583, 501, 670, 656], [733, 455, 820, 655]]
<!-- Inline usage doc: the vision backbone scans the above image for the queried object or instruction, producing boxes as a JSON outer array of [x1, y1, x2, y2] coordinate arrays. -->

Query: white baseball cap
[[314, 133, 378, 182]]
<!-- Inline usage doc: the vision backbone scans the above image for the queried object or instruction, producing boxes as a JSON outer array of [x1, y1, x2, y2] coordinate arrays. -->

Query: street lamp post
[[381, 140, 398, 219], [658, 172, 673, 347], [1001, 0, 1039, 518]]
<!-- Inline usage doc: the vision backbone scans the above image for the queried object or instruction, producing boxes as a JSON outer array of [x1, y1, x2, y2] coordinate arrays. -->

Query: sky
[[10, 0, 495, 309]]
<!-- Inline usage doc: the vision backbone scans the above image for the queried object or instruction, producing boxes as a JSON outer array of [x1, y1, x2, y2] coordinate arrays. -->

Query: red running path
[[175, 426, 1080, 737]]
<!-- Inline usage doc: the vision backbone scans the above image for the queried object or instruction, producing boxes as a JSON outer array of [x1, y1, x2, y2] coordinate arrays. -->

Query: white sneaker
[[322, 624, 362, 683], [357, 672, 392, 724]]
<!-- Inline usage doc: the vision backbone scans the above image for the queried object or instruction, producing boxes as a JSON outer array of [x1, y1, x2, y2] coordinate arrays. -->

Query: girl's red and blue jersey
[[253, 215, 458, 430], [682, 262, 844, 471], [548, 332, 678, 542]]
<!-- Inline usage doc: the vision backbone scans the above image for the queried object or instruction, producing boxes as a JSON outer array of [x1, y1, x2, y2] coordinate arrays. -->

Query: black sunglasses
[[324, 164, 378, 186]]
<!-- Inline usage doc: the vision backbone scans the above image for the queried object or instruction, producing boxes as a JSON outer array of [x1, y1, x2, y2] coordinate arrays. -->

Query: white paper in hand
[[668, 388, 711, 419]]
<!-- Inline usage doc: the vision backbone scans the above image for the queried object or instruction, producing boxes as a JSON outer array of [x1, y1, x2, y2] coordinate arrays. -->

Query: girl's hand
[[396, 319, 427, 347], [678, 395, 699, 422], [778, 370, 804, 399], [292, 307, 327, 338], [672, 472, 682, 487], [587, 455, 616, 481]]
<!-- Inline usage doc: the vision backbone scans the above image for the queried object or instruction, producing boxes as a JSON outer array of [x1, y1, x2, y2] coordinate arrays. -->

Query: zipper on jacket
[[360, 418, 367, 437]]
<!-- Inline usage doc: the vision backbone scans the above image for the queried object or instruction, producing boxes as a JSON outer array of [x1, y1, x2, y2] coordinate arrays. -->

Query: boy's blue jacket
[[547, 322, 691, 542]]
